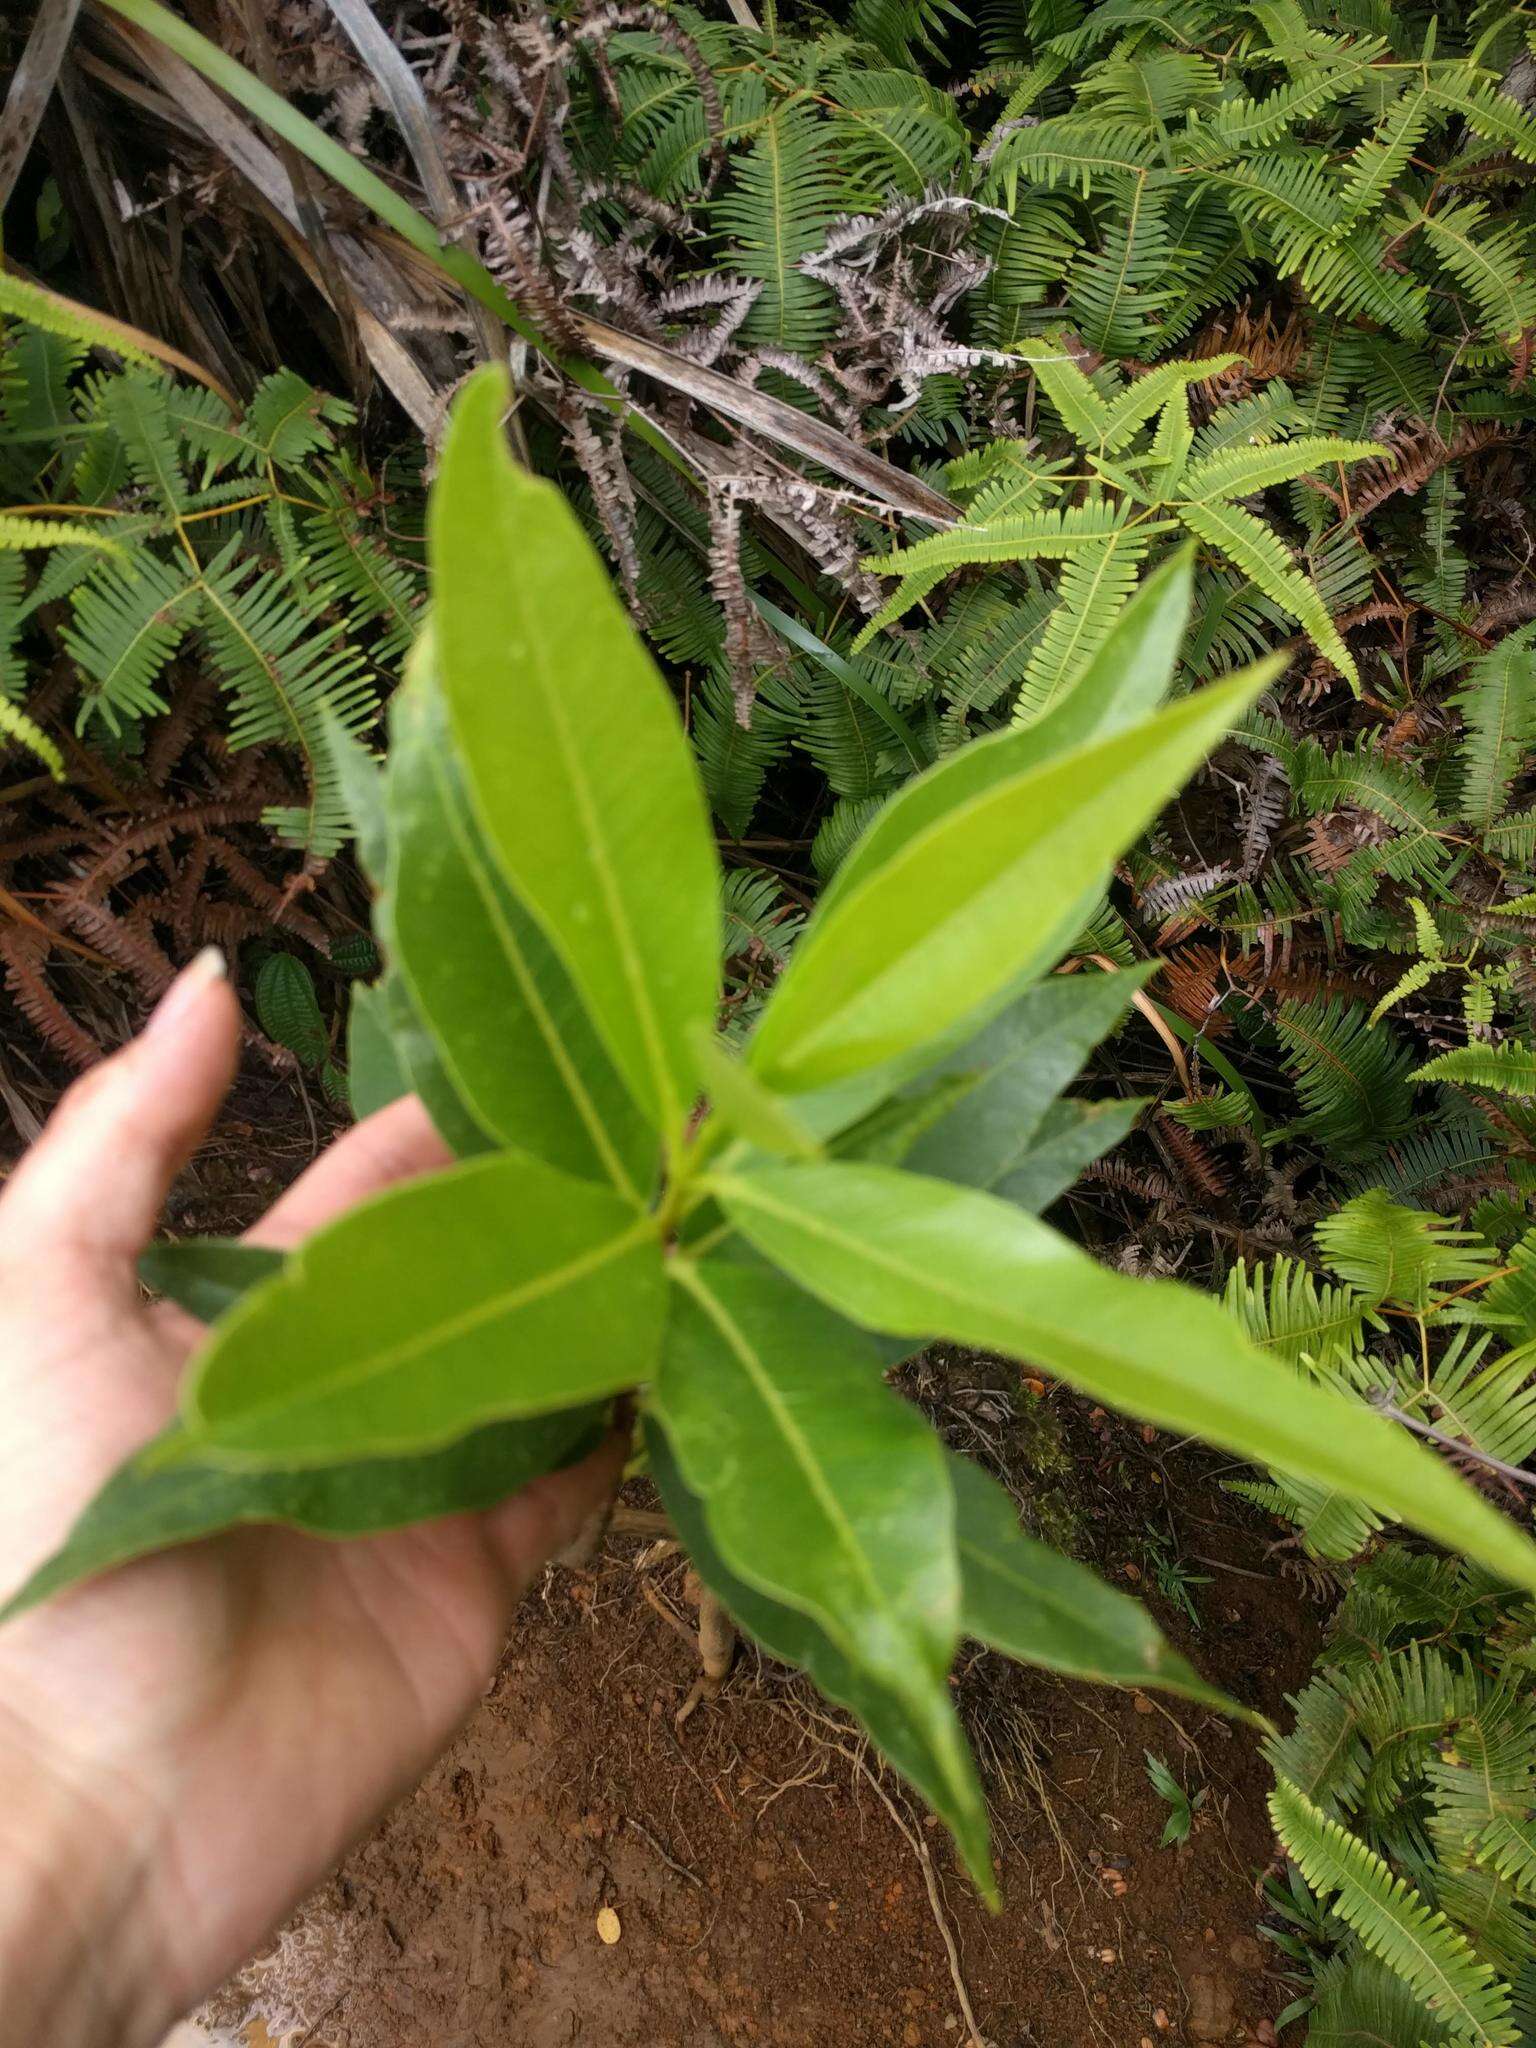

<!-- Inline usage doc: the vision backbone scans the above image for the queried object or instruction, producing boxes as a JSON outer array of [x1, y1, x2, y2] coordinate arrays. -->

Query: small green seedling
[[9, 368, 1536, 1905], [1145, 1752, 1206, 1848]]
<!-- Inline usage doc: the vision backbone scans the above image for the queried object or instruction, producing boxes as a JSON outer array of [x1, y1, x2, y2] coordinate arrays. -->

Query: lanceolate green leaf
[[179, 1153, 665, 1465], [432, 367, 720, 1149], [387, 651, 656, 1201], [711, 1162, 1536, 1597], [950, 1456, 1239, 1713], [0, 1407, 605, 1625], [748, 668, 1270, 1093], [138, 1240, 284, 1324], [646, 1421, 993, 1896], [818, 546, 1200, 920], [898, 969, 1149, 1197], [992, 1097, 1143, 1216], [653, 1260, 975, 1823]]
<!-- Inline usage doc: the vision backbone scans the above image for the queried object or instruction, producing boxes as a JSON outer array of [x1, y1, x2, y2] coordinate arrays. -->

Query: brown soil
[[203, 1379, 1320, 2048]]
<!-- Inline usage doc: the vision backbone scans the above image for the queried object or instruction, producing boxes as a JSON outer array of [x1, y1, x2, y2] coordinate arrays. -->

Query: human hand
[[0, 951, 627, 2048]]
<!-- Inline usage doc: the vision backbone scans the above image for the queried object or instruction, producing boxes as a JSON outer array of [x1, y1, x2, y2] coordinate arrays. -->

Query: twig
[[845, 1751, 987, 2048], [624, 1814, 703, 1888], [1367, 1390, 1536, 1490]]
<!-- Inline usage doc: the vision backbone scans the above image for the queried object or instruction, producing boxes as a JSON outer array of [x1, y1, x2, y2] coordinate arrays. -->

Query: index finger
[[245, 1094, 454, 1251]]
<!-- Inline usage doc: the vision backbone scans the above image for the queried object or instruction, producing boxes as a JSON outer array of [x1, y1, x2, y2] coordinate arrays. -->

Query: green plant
[[856, 347, 1383, 692], [1145, 1749, 1206, 1847], [1225, 1188, 1536, 1560], [0, 288, 426, 856], [9, 367, 1536, 1899], [1266, 1546, 1536, 2046], [252, 951, 349, 1104]]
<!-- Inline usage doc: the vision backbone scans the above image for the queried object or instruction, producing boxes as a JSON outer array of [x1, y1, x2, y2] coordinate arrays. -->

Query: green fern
[[1269, 1778, 1518, 2047], [1, 307, 425, 856], [1415, 1045, 1536, 1100], [1272, 999, 1420, 1160]]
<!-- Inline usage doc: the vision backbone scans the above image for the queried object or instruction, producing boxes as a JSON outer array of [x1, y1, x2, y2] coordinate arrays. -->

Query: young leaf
[[431, 367, 720, 1148], [646, 1421, 993, 1897], [653, 1260, 978, 1841], [178, 1153, 666, 1465], [896, 969, 1149, 1196], [1, 1407, 604, 1624], [138, 1240, 284, 1323], [747, 668, 1271, 1094], [950, 1456, 1241, 1714], [988, 1096, 1143, 1216], [386, 650, 657, 1202], [818, 546, 1198, 918], [711, 1162, 1536, 1597]]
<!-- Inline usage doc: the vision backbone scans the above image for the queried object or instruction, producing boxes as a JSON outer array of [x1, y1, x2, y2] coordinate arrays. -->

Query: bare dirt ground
[[198, 1370, 1318, 2048]]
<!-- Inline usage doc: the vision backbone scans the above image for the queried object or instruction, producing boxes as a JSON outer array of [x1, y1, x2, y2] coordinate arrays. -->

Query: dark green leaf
[[346, 979, 409, 1122], [653, 1260, 980, 1851], [897, 969, 1148, 1195], [3, 1407, 603, 1623], [381, 969, 494, 1158], [432, 368, 720, 1148], [138, 1240, 283, 1323], [179, 1152, 666, 1465], [647, 1421, 993, 1896], [950, 1455, 1241, 1713], [988, 1096, 1142, 1215]]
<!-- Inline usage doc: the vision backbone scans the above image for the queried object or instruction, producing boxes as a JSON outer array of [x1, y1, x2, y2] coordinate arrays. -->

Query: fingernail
[[147, 945, 227, 1039]]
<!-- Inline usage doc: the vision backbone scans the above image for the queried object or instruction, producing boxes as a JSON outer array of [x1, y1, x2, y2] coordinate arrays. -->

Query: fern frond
[[1179, 436, 1385, 506], [1335, 83, 1437, 228], [984, 116, 1161, 195], [1273, 998, 1420, 1160], [1176, 495, 1360, 686], [0, 699, 65, 781], [1414, 1044, 1536, 1099], [0, 514, 125, 557], [714, 103, 863, 350], [1369, 959, 1438, 1026], [856, 501, 1156, 641], [1223, 1253, 1374, 1369], [197, 543, 377, 857], [61, 552, 197, 733], [0, 269, 158, 371], [1010, 525, 1153, 722], [1427, 1687, 1536, 1904], [1315, 1190, 1498, 1312], [1420, 201, 1536, 352], [1450, 628, 1536, 834], [1270, 1777, 1517, 2047]]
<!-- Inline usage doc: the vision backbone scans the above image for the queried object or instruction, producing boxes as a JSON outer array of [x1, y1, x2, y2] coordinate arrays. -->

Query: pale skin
[[0, 950, 628, 2048]]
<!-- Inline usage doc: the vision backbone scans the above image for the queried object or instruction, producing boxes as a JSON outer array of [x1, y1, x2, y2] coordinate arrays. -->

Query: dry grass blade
[[575, 315, 958, 526], [0, 0, 83, 208], [94, 19, 445, 436], [320, 0, 503, 364]]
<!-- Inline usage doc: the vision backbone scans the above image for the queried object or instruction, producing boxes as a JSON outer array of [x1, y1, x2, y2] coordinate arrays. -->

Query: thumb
[[0, 948, 240, 1278]]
